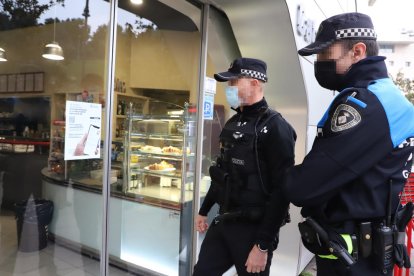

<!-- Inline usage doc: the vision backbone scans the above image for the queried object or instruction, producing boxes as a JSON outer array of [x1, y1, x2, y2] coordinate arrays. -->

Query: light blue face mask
[[225, 86, 240, 108]]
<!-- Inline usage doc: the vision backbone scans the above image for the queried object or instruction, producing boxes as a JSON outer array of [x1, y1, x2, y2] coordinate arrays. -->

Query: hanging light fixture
[[130, 0, 143, 5], [43, 42, 64, 60], [42, 4, 64, 61], [0, 48, 7, 62]]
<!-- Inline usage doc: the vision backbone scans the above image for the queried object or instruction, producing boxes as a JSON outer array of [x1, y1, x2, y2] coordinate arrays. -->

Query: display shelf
[[130, 151, 186, 160], [130, 133, 183, 141], [122, 103, 194, 205], [52, 119, 65, 126], [113, 91, 150, 140]]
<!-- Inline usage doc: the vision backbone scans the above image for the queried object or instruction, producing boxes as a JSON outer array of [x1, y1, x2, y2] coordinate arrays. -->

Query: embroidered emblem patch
[[331, 104, 361, 132]]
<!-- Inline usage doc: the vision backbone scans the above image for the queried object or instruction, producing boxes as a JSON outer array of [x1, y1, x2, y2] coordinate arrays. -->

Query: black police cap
[[214, 57, 268, 82], [298, 12, 377, 56]]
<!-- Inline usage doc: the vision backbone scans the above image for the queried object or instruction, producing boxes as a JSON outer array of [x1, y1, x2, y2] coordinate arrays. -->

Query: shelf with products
[[0, 117, 16, 136], [49, 94, 66, 174], [122, 104, 196, 205], [113, 91, 150, 140]]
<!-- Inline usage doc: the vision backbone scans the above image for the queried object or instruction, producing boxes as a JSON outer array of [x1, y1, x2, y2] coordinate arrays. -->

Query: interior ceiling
[[116, 0, 198, 31]]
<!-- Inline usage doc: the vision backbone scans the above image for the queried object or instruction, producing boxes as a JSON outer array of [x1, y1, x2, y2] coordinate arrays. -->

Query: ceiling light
[[131, 0, 143, 5], [42, 42, 64, 60], [42, 4, 64, 61], [0, 48, 7, 62]]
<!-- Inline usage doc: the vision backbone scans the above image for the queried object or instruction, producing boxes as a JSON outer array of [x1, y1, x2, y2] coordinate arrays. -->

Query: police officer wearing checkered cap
[[283, 12, 414, 275], [193, 57, 296, 276]]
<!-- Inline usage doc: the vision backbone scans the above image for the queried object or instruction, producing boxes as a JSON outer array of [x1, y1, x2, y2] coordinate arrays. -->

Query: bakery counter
[[41, 168, 199, 211], [0, 136, 50, 154], [41, 167, 200, 276]]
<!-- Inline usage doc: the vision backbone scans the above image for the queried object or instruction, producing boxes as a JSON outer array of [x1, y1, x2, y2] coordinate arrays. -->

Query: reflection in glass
[[109, 1, 201, 275], [42, 42, 64, 61], [0, 0, 111, 275]]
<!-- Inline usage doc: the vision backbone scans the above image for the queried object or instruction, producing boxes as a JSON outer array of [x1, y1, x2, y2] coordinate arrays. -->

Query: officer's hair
[[341, 39, 379, 57]]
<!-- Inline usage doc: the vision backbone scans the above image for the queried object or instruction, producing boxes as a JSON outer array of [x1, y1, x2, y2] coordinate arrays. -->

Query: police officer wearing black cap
[[283, 12, 414, 276], [193, 58, 296, 276]]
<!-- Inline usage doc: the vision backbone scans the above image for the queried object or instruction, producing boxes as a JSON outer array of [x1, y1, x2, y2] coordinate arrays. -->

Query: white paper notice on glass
[[204, 76, 216, 94], [65, 101, 102, 160]]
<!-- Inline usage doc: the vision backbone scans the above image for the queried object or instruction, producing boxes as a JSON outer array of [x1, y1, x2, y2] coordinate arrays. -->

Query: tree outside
[[392, 71, 414, 104], [0, 0, 65, 30]]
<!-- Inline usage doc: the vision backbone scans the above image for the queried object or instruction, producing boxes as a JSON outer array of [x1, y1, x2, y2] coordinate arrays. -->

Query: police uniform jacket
[[199, 98, 296, 248], [283, 56, 414, 232]]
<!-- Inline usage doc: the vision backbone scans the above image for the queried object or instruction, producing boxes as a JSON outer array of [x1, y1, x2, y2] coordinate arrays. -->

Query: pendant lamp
[[0, 48, 7, 62], [43, 42, 64, 60], [131, 0, 143, 5], [42, 6, 64, 61]]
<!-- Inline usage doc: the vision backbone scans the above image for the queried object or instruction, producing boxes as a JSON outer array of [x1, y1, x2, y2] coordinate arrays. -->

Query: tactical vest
[[218, 108, 279, 210]]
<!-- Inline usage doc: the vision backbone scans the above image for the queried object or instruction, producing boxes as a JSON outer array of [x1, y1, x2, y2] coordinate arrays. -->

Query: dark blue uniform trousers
[[193, 220, 273, 276]]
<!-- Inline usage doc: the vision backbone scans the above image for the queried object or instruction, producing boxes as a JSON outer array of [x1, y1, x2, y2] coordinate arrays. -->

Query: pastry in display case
[[123, 103, 195, 203]]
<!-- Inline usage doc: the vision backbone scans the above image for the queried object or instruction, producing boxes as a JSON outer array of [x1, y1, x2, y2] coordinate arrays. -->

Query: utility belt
[[213, 207, 265, 225], [299, 204, 413, 274]]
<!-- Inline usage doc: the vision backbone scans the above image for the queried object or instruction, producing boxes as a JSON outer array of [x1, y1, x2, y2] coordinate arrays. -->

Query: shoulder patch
[[331, 104, 361, 132]]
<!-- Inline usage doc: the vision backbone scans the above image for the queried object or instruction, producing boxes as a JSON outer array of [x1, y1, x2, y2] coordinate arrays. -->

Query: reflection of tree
[[0, 0, 64, 30], [125, 16, 156, 37], [83, 24, 109, 59], [0, 1, 158, 92], [392, 72, 414, 104], [43, 18, 89, 60]]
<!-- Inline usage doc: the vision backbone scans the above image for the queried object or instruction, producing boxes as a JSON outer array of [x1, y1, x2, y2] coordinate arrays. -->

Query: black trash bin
[[14, 198, 54, 252]]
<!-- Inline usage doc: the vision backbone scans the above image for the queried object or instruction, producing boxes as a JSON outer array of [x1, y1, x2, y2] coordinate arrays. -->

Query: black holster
[[209, 165, 230, 211], [298, 218, 356, 267], [209, 165, 228, 186]]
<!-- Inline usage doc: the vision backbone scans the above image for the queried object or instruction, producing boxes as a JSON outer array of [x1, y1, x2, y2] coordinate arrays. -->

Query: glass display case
[[113, 91, 150, 141], [122, 103, 195, 206]]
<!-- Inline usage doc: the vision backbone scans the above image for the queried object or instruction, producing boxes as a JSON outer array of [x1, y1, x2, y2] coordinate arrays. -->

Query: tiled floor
[[0, 211, 135, 276]]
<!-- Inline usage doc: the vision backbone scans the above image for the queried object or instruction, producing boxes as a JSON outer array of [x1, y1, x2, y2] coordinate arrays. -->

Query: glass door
[[108, 1, 201, 275], [0, 0, 112, 275]]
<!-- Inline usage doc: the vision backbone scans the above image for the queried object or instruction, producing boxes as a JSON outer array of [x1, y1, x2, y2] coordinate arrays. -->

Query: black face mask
[[314, 60, 346, 91]]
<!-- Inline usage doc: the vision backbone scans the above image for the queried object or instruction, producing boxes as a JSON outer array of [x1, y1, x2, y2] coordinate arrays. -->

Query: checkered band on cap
[[335, 28, 377, 39], [240, 69, 267, 82]]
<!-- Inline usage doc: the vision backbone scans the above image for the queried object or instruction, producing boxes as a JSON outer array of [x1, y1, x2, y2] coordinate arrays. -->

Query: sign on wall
[[0, 72, 44, 93], [296, 5, 317, 44]]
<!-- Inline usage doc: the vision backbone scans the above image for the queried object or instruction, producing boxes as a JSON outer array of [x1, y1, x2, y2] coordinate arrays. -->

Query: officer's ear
[[352, 42, 367, 62], [250, 78, 260, 87]]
